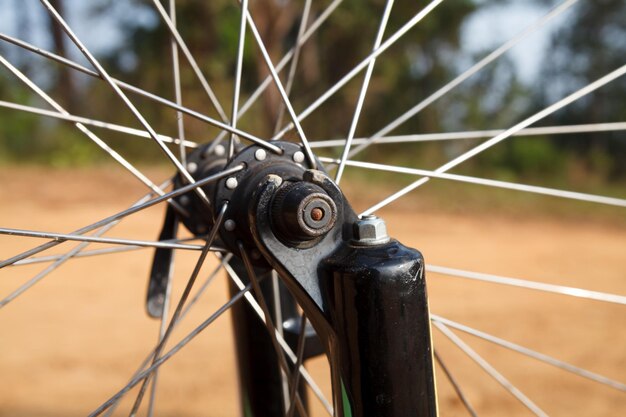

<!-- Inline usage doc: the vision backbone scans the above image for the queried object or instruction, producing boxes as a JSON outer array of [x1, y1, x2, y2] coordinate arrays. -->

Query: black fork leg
[[228, 257, 309, 417], [320, 241, 438, 417]]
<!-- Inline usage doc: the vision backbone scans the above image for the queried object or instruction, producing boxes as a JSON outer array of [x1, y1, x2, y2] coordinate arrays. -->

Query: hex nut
[[352, 215, 390, 245]]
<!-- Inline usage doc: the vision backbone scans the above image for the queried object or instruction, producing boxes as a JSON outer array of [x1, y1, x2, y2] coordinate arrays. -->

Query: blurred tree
[[538, 0, 626, 181], [46, 0, 77, 111]]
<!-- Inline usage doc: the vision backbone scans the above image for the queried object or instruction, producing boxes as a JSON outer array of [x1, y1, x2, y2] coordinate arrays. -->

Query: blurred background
[[0, 0, 624, 202], [0, 1, 625, 416]]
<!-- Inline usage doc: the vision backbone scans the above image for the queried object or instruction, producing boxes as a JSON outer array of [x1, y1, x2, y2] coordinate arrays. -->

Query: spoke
[[348, 0, 580, 158], [0, 32, 280, 154], [39, 0, 212, 210], [89, 282, 253, 417], [0, 55, 188, 217], [243, 3, 316, 170], [273, 0, 313, 135], [223, 261, 334, 416], [433, 321, 549, 417], [434, 350, 479, 417], [8, 236, 198, 265], [310, 121, 626, 148], [146, 217, 177, 417], [150, 0, 228, 123], [12, 245, 140, 266], [168, 0, 188, 166], [209, 0, 343, 149], [0, 100, 197, 148], [127, 203, 228, 416], [1, 223, 121, 309], [0, 164, 243, 268], [102, 255, 232, 417], [229, 0, 249, 158], [272, 0, 445, 141], [335, 0, 394, 184], [237, 243, 309, 417], [427, 264, 626, 306], [0, 227, 212, 252], [432, 315, 626, 392], [286, 314, 308, 417], [272, 270, 290, 411], [320, 157, 626, 208], [362, 63, 626, 215]]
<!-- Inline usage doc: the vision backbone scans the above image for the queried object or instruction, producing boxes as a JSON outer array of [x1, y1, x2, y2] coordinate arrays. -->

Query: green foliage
[[0, 0, 623, 192]]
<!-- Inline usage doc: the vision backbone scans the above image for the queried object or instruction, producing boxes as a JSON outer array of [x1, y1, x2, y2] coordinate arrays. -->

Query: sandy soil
[[0, 167, 624, 417]]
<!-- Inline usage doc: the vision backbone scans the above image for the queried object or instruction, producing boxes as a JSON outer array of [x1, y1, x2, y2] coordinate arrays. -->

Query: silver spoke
[[0, 227, 211, 252], [146, 217, 177, 417], [0, 165, 243, 268], [102, 254, 231, 417], [40, 0, 210, 210], [210, 0, 343, 149], [433, 321, 549, 417], [320, 157, 626, 208], [427, 264, 626, 306], [310, 121, 626, 148], [223, 261, 334, 416], [168, 0, 188, 166], [0, 55, 188, 217], [127, 203, 228, 415], [243, 3, 316, 169], [150, 0, 229, 122], [238, 243, 309, 417], [348, 0, 580, 157], [1, 223, 119, 309], [335, 0, 394, 184], [434, 350, 479, 417], [272, 0, 445, 141], [362, 63, 626, 215], [9, 237, 198, 266], [89, 282, 254, 417], [286, 314, 308, 417], [273, 0, 313, 135], [0, 32, 281, 153], [229, 0, 249, 158], [0, 100, 197, 148], [432, 315, 626, 392]]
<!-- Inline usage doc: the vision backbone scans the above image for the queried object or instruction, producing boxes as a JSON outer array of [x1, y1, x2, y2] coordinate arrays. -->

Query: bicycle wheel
[[1, 0, 625, 416]]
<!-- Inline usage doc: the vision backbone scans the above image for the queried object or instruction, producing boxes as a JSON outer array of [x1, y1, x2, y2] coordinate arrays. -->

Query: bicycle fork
[[149, 142, 438, 417]]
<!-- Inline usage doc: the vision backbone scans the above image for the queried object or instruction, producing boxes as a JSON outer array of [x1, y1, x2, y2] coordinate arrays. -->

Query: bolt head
[[179, 195, 190, 206], [187, 162, 198, 174], [213, 144, 226, 156], [226, 177, 238, 189], [353, 215, 390, 245], [254, 148, 267, 161], [224, 219, 236, 231], [293, 151, 305, 163]]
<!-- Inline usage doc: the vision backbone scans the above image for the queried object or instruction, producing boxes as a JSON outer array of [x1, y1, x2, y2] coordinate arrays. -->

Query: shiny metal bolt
[[293, 151, 305, 163], [213, 144, 226, 156], [353, 215, 390, 246], [224, 219, 236, 231], [187, 162, 198, 174], [226, 177, 238, 189], [254, 148, 267, 161]]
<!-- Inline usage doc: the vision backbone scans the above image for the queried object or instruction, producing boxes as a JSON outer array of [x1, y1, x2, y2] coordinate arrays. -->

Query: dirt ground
[[0, 167, 624, 417]]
